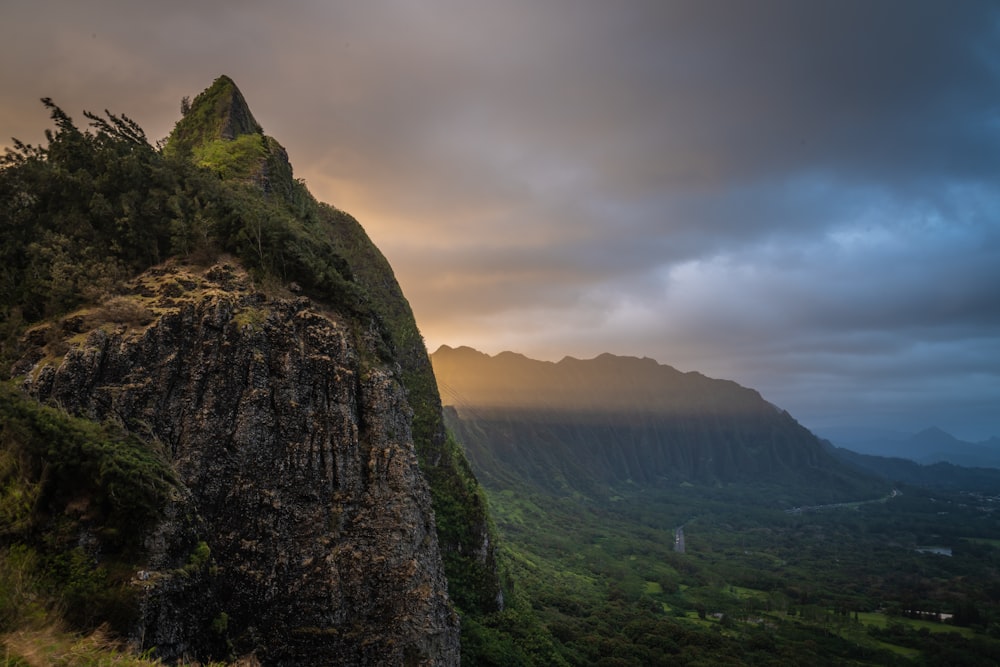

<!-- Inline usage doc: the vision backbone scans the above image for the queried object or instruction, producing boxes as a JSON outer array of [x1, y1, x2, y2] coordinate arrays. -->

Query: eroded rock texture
[[19, 262, 459, 666]]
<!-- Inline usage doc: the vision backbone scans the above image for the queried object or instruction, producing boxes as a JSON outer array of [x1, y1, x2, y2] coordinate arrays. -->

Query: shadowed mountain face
[[828, 445, 1000, 493], [432, 346, 875, 502]]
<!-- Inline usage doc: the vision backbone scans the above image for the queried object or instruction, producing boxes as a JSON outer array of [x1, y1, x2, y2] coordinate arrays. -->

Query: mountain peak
[[434, 344, 485, 357], [165, 75, 297, 196], [910, 426, 961, 445], [165, 75, 262, 158]]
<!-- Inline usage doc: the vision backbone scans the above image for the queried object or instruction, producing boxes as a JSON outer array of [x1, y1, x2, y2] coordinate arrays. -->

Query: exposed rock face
[[167, 75, 505, 617], [214, 80, 262, 140], [18, 262, 459, 665]]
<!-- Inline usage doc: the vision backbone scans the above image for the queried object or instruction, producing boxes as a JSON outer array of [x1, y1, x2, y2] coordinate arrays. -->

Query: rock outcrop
[[17, 262, 460, 665], [167, 75, 504, 619]]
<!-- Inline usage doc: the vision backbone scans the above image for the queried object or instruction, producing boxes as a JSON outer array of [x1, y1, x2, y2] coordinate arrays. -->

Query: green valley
[[434, 346, 1000, 665]]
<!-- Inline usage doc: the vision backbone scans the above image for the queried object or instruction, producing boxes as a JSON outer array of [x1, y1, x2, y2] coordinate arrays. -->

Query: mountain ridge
[[827, 443, 1000, 493], [433, 344, 776, 418], [432, 346, 878, 502]]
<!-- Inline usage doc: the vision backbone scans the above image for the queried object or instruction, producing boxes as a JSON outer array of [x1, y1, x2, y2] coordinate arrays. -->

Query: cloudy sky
[[3, 1, 999, 441]]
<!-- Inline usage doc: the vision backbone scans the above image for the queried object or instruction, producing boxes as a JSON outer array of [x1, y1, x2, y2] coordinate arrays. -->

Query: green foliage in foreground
[[0, 382, 177, 635], [0, 382, 176, 548], [0, 96, 373, 359]]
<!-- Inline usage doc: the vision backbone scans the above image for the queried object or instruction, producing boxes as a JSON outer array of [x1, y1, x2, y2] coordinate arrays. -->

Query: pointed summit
[[207, 75, 261, 140], [166, 75, 262, 157], [165, 75, 294, 195]]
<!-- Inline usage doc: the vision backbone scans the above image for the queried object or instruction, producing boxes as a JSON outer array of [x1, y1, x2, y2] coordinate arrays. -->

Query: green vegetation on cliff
[[0, 76, 502, 660], [164, 75, 262, 160], [0, 382, 175, 544], [0, 380, 177, 653]]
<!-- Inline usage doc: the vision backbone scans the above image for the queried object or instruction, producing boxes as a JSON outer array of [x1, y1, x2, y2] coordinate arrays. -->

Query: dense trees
[[458, 444, 1000, 664], [0, 97, 373, 366], [0, 100, 223, 355]]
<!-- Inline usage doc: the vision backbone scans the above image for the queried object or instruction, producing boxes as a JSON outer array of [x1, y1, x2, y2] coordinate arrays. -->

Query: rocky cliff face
[[168, 75, 504, 619], [16, 262, 459, 665]]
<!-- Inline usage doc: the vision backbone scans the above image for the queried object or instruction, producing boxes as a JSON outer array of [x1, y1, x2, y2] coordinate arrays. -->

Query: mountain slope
[[433, 346, 877, 502], [0, 76, 501, 664], [430, 347, 1000, 665]]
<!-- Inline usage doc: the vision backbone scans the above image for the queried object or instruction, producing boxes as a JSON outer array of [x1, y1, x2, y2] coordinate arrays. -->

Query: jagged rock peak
[[166, 75, 263, 156]]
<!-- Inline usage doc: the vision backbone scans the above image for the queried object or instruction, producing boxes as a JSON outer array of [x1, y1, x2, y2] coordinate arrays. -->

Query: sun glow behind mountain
[[2, 1, 999, 439]]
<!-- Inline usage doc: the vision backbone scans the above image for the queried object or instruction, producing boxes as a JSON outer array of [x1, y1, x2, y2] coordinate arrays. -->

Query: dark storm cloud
[[2, 0, 999, 438]]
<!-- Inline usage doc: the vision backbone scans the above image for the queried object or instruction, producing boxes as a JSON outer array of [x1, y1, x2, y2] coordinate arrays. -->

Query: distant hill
[[432, 346, 879, 503], [824, 425, 1000, 469], [827, 444, 1000, 493]]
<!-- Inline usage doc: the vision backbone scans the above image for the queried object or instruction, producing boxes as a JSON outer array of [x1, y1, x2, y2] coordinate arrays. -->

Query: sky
[[2, 1, 999, 441]]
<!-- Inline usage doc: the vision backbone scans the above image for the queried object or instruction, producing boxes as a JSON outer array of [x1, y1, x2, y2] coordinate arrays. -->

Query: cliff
[[15, 262, 458, 664], [0, 76, 502, 664], [165, 77, 504, 618]]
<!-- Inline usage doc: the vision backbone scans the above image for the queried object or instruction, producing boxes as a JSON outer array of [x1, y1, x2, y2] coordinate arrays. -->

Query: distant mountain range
[[432, 346, 1000, 498], [431, 345, 879, 503], [826, 445, 1000, 493], [822, 425, 1000, 469]]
